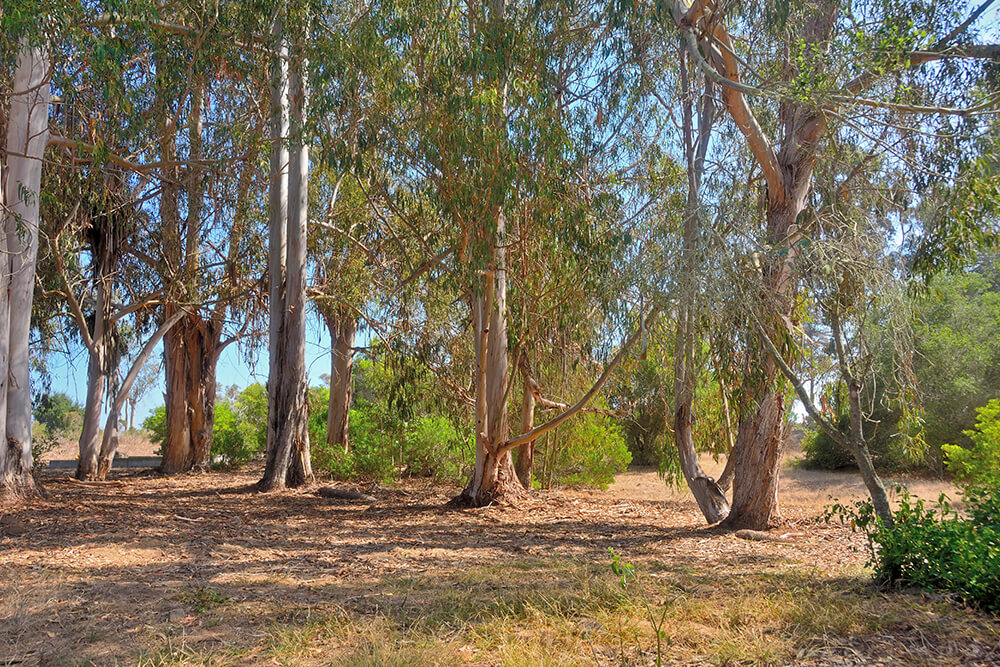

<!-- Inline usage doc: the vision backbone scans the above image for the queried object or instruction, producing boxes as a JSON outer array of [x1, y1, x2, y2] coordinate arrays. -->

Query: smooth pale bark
[[324, 312, 356, 452], [0, 43, 49, 499], [259, 23, 313, 491], [458, 207, 521, 506], [76, 344, 107, 479]]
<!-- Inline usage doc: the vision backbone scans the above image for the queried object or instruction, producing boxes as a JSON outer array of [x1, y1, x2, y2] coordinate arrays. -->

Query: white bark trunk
[[0, 42, 49, 498], [260, 14, 313, 490]]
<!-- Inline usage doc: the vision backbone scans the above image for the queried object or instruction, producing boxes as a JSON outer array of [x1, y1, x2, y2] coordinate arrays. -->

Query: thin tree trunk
[[515, 369, 535, 489], [100, 311, 185, 478], [76, 344, 106, 479], [673, 48, 728, 523], [325, 312, 356, 452], [0, 42, 49, 499]]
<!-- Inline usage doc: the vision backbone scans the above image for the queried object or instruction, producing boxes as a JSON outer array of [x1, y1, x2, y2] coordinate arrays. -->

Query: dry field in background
[[1, 450, 997, 666]]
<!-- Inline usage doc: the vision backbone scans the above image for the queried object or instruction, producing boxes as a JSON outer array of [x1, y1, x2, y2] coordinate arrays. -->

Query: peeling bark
[[160, 312, 222, 474]]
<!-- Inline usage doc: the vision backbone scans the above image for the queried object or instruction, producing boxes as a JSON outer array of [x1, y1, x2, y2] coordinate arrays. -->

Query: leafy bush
[[210, 401, 259, 467], [829, 486, 1000, 613], [311, 403, 398, 482], [537, 411, 632, 488], [400, 415, 472, 483], [144, 405, 167, 451], [34, 392, 82, 434], [943, 399, 1000, 488], [800, 403, 911, 472]]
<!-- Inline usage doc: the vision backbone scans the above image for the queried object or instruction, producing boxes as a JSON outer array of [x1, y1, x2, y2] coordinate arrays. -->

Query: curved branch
[[499, 307, 659, 456]]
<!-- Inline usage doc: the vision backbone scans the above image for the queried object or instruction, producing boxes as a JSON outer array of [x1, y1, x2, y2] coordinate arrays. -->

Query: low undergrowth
[[128, 558, 1000, 666]]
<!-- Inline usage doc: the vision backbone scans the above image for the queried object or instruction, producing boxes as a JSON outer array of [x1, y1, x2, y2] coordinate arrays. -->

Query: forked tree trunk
[[259, 20, 313, 490], [324, 311, 356, 452], [0, 42, 48, 500], [458, 212, 522, 505], [98, 310, 183, 479], [160, 312, 222, 474]]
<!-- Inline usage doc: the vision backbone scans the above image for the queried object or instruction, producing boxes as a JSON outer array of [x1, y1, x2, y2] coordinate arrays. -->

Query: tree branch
[[499, 307, 659, 455]]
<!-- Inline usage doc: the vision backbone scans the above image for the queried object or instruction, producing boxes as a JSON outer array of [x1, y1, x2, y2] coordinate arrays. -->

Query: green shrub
[[400, 415, 472, 483], [210, 400, 260, 467], [311, 403, 399, 482], [538, 412, 632, 488], [34, 392, 82, 435], [829, 486, 1000, 613], [943, 399, 1000, 488], [144, 405, 167, 452], [800, 403, 911, 472]]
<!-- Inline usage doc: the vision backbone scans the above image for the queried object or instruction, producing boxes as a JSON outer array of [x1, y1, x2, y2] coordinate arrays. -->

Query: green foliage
[[210, 400, 255, 468], [536, 410, 631, 488], [311, 402, 397, 482], [30, 421, 58, 473], [800, 402, 910, 472], [911, 264, 1000, 468], [33, 392, 82, 434], [829, 486, 1000, 614], [143, 405, 167, 450], [943, 399, 1000, 489], [400, 415, 472, 484]]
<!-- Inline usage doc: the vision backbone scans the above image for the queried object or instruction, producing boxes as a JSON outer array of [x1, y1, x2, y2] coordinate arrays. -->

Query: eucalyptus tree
[[0, 35, 50, 498], [258, 0, 315, 489], [144, 3, 271, 475], [669, 0, 1000, 529], [388, 0, 661, 505]]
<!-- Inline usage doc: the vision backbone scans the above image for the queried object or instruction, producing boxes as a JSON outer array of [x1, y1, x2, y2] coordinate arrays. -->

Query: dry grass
[[0, 457, 994, 666]]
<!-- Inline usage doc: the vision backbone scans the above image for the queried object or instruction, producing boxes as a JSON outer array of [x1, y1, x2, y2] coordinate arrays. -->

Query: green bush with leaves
[[401, 415, 472, 483], [311, 401, 399, 482], [830, 486, 1000, 614], [943, 399, 1000, 489], [800, 400, 915, 472], [210, 400, 257, 467], [143, 405, 167, 451], [537, 410, 631, 488], [34, 392, 82, 434]]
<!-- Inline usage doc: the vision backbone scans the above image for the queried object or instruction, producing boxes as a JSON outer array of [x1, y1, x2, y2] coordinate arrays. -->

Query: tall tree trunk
[[0, 42, 49, 499], [259, 18, 313, 490], [160, 313, 222, 474], [458, 210, 521, 505], [722, 203, 802, 529], [673, 47, 728, 523], [76, 344, 107, 479], [325, 311, 356, 452]]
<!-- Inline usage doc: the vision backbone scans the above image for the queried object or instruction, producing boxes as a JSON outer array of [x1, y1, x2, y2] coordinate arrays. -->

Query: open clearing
[[2, 455, 998, 666]]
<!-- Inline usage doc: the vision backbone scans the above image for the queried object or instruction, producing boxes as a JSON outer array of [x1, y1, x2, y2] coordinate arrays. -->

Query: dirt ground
[[0, 450, 994, 666]]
